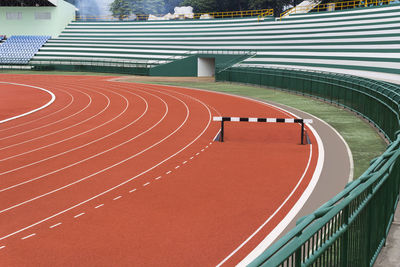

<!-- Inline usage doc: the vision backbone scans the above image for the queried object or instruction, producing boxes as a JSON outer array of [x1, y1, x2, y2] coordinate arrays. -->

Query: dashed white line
[[74, 213, 85, 219], [201, 149, 205, 152], [182, 161, 188, 165], [206, 146, 209, 148], [196, 153, 200, 156], [190, 157, 194, 160], [209, 142, 212, 145], [175, 165, 180, 169], [49, 223, 62, 229], [129, 188, 137, 193], [95, 204, 104, 209], [143, 182, 150, 187], [113, 196, 122, 201], [0, 86, 214, 243], [0, 246, 5, 250], [21, 233, 36, 240], [155, 176, 162, 180], [166, 171, 172, 175]]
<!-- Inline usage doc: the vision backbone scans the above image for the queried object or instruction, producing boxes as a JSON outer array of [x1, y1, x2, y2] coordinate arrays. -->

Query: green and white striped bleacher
[[32, 3, 400, 76]]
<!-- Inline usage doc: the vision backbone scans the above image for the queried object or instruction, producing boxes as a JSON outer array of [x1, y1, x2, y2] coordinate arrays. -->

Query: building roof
[[0, 0, 57, 6]]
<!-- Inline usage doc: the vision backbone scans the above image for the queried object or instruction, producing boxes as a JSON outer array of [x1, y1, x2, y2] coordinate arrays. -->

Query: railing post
[[301, 121, 305, 145], [295, 246, 302, 266], [340, 205, 349, 267]]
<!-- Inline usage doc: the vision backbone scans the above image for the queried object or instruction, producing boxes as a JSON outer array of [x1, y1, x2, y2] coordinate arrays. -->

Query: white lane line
[[0, 92, 168, 210], [190, 157, 194, 160], [0, 87, 78, 141], [0, 82, 56, 125], [175, 165, 180, 169], [49, 223, 62, 229], [206, 146, 209, 148], [155, 176, 162, 180], [21, 233, 36, 240], [0, 89, 95, 149], [166, 171, 172, 175], [0, 84, 213, 242], [143, 182, 150, 187], [201, 149, 205, 152], [0, 88, 143, 182], [196, 153, 200, 156], [182, 161, 187, 165], [213, 91, 325, 267], [209, 142, 212, 145], [222, 146, 315, 267], [0, 90, 147, 192], [0, 87, 73, 133], [0, 86, 149, 180], [0, 245, 5, 250], [95, 204, 104, 209], [113, 196, 122, 200], [129, 189, 137, 193], [74, 213, 85, 219]]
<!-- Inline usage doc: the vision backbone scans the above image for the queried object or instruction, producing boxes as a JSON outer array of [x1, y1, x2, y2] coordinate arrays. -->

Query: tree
[[248, 0, 295, 14], [180, 0, 217, 13], [110, 0, 132, 20], [127, 0, 165, 15], [179, 0, 297, 15], [164, 0, 185, 13], [145, 0, 165, 14]]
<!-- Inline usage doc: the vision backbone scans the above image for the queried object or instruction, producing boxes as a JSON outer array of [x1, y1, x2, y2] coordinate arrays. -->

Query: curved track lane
[[0, 75, 320, 266]]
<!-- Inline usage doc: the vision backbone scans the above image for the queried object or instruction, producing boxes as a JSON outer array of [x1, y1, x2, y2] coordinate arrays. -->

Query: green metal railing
[[216, 66, 400, 266], [28, 50, 257, 75]]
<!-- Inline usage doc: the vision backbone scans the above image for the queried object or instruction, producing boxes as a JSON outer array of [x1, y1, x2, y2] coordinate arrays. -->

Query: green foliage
[[179, 0, 299, 15], [180, 0, 217, 13], [108, 0, 303, 16], [164, 0, 185, 13], [127, 0, 166, 14], [110, 0, 132, 20]]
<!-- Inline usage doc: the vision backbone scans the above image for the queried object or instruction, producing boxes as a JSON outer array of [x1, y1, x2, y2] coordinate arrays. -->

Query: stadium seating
[[0, 35, 50, 65], [31, 3, 400, 75]]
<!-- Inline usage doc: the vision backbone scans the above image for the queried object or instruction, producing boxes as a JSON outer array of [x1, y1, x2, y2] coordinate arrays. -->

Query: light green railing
[[216, 66, 400, 266]]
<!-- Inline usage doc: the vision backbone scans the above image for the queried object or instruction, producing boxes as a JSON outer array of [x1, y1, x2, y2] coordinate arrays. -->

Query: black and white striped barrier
[[213, 116, 313, 144]]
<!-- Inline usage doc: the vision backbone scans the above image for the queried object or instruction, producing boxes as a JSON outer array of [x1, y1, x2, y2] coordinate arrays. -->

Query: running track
[[0, 74, 320, 266]]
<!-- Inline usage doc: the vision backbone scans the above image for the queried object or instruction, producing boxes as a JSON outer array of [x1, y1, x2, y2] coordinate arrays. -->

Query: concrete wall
[[198, 57, 215, 77], [0, 0, 75, 38]]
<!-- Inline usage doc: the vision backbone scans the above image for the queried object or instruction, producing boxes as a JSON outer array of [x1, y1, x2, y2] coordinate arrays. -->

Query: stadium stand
[[2, 1, 400, 266], [31, 3, 400, 76], [0, 35, 51, 65], [280, 0, 323, 18]]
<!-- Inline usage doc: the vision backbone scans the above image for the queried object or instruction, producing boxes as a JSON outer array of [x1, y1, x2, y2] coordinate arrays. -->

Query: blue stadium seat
[[0, 35, 51, 65]]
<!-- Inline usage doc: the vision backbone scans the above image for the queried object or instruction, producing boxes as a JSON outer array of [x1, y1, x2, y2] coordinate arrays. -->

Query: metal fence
[[75, 9, 274, 22], [216, 66, 400, 267]]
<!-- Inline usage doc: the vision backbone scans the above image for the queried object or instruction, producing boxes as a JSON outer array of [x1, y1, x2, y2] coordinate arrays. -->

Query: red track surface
[[0, 74, 319, 266]]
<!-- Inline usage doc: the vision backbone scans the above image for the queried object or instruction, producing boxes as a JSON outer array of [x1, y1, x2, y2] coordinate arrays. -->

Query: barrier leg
[[301, 122, 304, 145], [221, 120, 224, 142]]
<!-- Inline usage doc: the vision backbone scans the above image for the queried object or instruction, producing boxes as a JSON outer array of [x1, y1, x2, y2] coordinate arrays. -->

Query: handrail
[[149, 49, 257, 67], [29, 50, 257, 69], [257, 9, 275, 22], [216, 65, 400, 266], [280, 0, 395, 20], [30, 57, 155, 68], [75, 8, 274, 22]]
